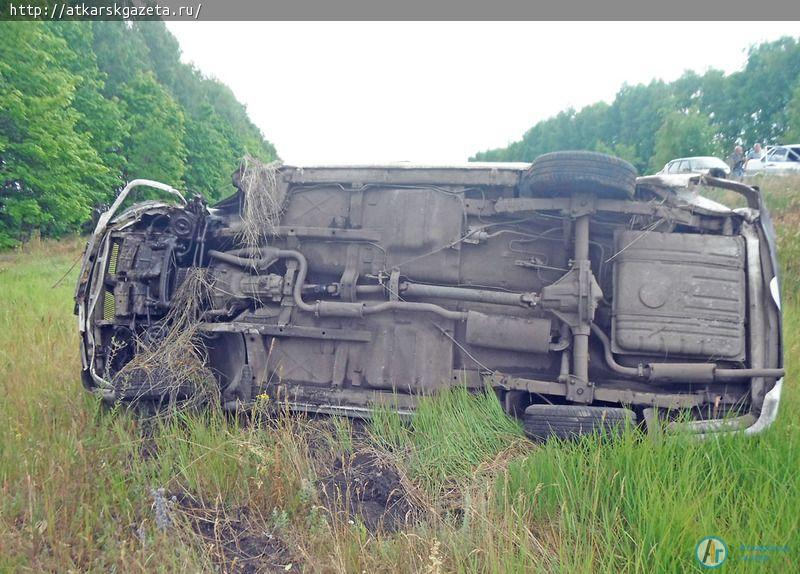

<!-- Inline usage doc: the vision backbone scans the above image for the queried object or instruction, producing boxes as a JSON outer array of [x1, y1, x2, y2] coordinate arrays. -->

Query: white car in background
[[658, 156, 730, 178], [744, 144, 800, 176]]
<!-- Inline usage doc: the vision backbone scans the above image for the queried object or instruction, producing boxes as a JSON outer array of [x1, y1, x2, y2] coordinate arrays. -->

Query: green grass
[[369, 387, 526, 494], [1, 176, 799, 572]]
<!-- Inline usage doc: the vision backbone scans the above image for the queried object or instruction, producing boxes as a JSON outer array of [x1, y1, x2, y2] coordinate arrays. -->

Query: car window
[[788, 147, 800, 162], [768, 148, 788, 162], [666, 161, 678, 174], [677, 160, 692, 173], [692, 158, 711, 169], [700, 158, 725, 169]]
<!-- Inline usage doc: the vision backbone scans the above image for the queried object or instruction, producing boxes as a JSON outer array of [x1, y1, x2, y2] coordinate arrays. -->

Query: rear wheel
[[523, 404, 637, 441], [519, 151, 637, 199], [708, 167, 727, 178]]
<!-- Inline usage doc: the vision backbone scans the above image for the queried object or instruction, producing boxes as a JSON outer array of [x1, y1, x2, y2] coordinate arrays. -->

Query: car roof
[[669, 156, 722, 162]]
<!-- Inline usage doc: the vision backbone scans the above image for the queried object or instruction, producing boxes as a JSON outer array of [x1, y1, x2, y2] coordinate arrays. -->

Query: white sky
[[167, 22, 800, 165]]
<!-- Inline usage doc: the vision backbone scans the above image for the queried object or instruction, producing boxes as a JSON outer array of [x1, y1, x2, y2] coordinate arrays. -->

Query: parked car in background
[[658, 156, 730, 178], [744, 144, 800, 177]]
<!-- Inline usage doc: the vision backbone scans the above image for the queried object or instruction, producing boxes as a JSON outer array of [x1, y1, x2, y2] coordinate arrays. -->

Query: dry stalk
[[236, 155, 286, 248], [112, 268, 217, 413]]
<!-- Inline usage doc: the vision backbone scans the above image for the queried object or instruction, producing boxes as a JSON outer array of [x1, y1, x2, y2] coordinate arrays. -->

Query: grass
[[1, 177, 799, 572]]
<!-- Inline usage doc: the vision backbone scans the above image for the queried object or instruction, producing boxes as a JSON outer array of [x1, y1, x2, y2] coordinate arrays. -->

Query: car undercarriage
[[75, 152, 785, 439]]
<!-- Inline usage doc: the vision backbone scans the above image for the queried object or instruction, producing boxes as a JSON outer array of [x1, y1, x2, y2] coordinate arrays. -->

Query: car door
[[787, 147, 800, 172], [764, 148, 788, 174], [745, 153, 766, 173]]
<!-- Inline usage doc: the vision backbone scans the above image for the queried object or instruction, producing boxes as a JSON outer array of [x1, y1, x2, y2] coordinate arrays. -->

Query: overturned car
[[75, 152, 784, 438]]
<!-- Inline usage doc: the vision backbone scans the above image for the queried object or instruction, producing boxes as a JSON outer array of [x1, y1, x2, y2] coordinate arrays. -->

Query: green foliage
[[0, 23, 110, 247], [370, 387, 523, 495], [136, 20, 184, 93], [733, 37, 800, 143], [650, 107, 718, 172], [49, 22, 128, 192], [0, 21, 278, 247], [117, 72, 188, 185], [135, 21, 276, 199], [474, 36, 800, 174], [91, 20, 152, 94], [183, 104, 238, 201], [202, 77, 278, 162], [609, 81, 673, 171], [784, 80, 800, 142]]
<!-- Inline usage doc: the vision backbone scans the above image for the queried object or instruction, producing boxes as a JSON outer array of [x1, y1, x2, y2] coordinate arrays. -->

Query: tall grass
[[370, 387, 526, 494], [1, 174, 799, 573]]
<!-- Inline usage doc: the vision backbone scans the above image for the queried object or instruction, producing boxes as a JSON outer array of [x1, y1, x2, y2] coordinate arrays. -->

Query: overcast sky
[[167, 22, 799, 165]]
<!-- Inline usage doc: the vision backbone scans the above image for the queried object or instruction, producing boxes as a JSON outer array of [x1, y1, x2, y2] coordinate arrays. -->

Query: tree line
[[472, 37, 800, 175], [0, 21, 277, 248]]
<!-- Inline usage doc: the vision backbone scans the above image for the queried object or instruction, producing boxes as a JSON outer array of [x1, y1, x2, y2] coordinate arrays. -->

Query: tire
[[523, 404, 636, 441], [519, 151, 637, 199]]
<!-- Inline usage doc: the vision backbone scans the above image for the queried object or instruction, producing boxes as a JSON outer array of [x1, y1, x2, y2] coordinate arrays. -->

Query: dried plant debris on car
[[234, 155, 287, 247], [76, 151, 785, 439], [110, 267, 218, 411]]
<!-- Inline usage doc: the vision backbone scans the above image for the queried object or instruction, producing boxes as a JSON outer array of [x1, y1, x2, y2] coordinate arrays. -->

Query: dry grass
[[112, 268, 218, 411], [235, 155, 286, 248]]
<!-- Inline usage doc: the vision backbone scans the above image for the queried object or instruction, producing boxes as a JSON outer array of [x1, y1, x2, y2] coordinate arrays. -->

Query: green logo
[[696, 536, 728, 569]]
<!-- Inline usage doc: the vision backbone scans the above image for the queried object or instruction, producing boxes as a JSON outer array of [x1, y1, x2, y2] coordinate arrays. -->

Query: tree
[[0, 21, 278, 245], [136, 21, 184, 94], [134, 21, 277, 197], [472, 102, 615, 163], [734, 37, 800, 144], [183, 103, 238, 200], [605, 81, 673, 172], [203, 78, 278, 162], [650, 108, 718, 173], [91, 21, 152, 95], [50, 22, 128, 196], [783, 80, 800, 143], [117, 72, 187, 186], [472, 37, 800, 170], [0, 23, 110, 247]]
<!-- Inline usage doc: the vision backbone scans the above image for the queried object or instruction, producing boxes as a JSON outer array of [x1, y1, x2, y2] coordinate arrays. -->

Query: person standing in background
[[744, 142, 764, 174], [748, 142, 763, 161], [728, 145, 745, 180]]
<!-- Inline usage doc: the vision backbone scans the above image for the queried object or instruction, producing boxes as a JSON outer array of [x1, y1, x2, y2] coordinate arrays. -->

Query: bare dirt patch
[[175, 494, 299, 574], [317, 450, 417, 533]]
